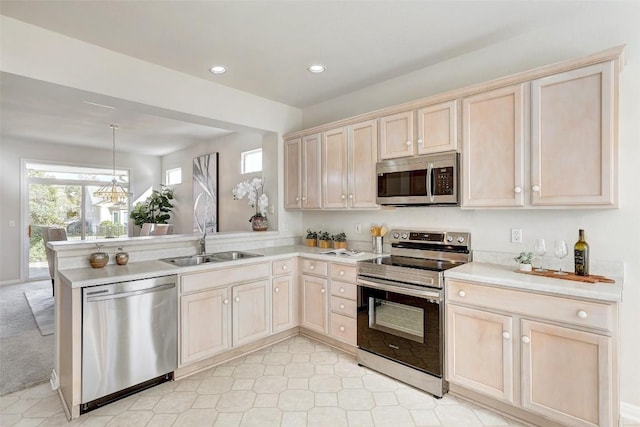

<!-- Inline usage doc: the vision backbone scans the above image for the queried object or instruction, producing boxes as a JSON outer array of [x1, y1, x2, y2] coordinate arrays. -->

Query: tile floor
[[1, 335, 638, 426]]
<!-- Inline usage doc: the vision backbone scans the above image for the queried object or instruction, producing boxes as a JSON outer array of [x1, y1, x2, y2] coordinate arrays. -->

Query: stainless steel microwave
[[376, 152, 459, 206]]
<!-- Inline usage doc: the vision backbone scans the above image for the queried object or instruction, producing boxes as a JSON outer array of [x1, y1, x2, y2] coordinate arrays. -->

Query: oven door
[[357, 279, 443, 377]]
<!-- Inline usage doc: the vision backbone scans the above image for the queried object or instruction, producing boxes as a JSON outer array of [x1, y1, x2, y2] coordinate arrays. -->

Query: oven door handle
[[357, 278, 441, 301]]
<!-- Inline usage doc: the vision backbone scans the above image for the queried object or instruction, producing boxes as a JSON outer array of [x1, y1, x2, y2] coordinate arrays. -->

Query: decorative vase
[[333, 241, 347, 249], [518, 263, 532, 272], [89, 252, 109, 268], [305, 238, 317, 247], [318, 240, 331, 249], [251, 215, 268, 232], [115, 247, 129, 265]]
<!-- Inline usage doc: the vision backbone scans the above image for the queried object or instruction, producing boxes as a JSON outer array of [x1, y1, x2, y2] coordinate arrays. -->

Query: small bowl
[[89, 252, 109, 268]]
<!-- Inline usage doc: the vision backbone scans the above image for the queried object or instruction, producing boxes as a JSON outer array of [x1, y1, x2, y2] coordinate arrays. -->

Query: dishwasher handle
[[85, 283, 175, 302]]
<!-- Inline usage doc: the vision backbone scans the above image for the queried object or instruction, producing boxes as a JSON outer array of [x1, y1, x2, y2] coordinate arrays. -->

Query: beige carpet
[[24, 289, 54, 336]]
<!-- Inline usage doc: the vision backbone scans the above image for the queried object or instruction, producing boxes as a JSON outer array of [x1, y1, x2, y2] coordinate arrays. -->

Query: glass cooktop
[[361, 255, 464, 272]]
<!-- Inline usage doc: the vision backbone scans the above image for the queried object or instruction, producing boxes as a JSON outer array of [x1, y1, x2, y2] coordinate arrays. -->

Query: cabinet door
[[462, 84, 526, 207], [302, 133, 322, 209], [531, 62, 616, 206], [417, 100, 458, 154], [521, 319, 612, 427], [348, 119, 378, 208], [379, 111, 414, 159], [232, 280, 270, 347], [300, 274, 328, 334], [322, 127, 349, 209], [284, 138, 302, 209], [180, 287, 230, 366], [446, 304, 514, 403], [272, 274, 296, 333]]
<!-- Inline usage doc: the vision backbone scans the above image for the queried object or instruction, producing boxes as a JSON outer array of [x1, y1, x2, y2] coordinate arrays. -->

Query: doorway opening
[[25, 162, 130, 280]]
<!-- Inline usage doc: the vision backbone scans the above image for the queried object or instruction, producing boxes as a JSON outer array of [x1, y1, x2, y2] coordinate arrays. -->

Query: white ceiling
[[0, 1, 593, 155]]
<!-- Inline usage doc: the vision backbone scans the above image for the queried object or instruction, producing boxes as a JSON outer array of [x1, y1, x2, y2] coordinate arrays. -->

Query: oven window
[[378, 170, 427, 197], [370, 298, 424, 343]]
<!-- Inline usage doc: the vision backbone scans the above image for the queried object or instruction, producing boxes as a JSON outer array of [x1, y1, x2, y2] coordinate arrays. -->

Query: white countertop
[[445, 262, 623, 302], [59, 245, 385, 288]]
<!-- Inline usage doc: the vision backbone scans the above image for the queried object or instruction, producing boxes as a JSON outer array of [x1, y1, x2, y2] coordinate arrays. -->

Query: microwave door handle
[[427, 162, 434, 202]]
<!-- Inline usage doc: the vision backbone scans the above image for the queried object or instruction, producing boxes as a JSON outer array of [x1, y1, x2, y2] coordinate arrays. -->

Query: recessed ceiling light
[[209, 66, 227, 74], [308, 64, 326, 73]]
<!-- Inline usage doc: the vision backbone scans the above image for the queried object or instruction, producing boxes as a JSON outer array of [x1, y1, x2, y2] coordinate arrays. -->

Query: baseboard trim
[[621, 402, 640, 422]]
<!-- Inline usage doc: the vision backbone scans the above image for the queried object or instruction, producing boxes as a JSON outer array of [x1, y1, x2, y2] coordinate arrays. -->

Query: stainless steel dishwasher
[[82, 275, 177, 408]]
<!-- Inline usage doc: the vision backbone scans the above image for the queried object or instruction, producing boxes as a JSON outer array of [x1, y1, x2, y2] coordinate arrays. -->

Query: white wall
[[300, 3, 640, 410], [0, 138, 161, 282]]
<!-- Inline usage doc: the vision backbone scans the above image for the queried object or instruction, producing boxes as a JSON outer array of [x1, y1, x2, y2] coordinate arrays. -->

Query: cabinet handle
[[521, 336, 530, 344], [340, 287, 345, 292], [339, 271, 345, 276], [417, 138, 423, 145], [532, 185, 540, 192], [458, 290, 466, 297], [340, 303, 345, 310], [577, 310, 588, 319], [502, 331, 511, 340], [296, 197, 300, 201], [320, 288, 326, 294], [341, 194, 346, 200], [234, 296, 240, 303], [310, 265, 315, 270], [223, 298, 229, 305], [282, 265, 287, 270], [348, 194, 353, 199], [274, 287, 279, 293], [302, 196, 307, 201], [406, 141, 411, 146], [339, 325, 345, 332], [514, 187, 522, 193]]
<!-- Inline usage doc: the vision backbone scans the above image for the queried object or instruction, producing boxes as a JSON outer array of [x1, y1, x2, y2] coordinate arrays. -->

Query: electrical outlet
[[511, 228, 523, 244], [355, 223, 362, 233]]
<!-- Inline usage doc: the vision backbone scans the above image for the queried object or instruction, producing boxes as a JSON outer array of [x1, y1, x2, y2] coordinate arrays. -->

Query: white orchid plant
[[232, 178, 269, 221]]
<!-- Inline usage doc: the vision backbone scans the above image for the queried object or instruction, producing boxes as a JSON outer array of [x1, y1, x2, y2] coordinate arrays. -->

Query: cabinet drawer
[[272, 258, 294, 276], [330, 296, 357, 318], [447, 280, 613, 332], [300, 259, 328, 276], [330, 263, 357, 283], [330, 281, 357, 301], [330, 312, 357, 345], [181, 262, 270, 294]]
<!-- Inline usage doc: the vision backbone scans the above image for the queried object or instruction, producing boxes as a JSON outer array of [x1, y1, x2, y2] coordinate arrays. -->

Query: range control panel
[[390, 229, 470, 247]]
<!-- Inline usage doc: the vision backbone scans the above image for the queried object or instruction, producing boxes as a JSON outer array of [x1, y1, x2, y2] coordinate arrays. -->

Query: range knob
[[401, 233, 408, 239], [457, 236, 465, 243], [392, 232, 400, 239], [446, 235, 454, 243]]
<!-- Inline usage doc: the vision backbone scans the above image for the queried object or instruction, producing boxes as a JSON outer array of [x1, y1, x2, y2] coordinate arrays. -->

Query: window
[[241, 148, 262, 174], [165, 167, 182, 185]]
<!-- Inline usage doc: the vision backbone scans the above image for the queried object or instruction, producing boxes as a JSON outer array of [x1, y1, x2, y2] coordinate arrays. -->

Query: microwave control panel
[[433, 167, 454, 195]]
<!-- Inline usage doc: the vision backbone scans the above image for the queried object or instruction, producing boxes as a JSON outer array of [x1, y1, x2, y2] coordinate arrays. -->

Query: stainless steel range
[[356, 229, 471, 398]]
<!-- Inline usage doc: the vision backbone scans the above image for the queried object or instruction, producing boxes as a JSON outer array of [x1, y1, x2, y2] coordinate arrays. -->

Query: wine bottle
[[574, 229, 589, 276]]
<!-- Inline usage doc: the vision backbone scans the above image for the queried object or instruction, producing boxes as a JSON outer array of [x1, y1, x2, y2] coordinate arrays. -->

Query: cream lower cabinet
[[272, 258, 297, 333], [232, 279, 270, 347], [299, 258, 328, 334], [446, 279, 617, 427]]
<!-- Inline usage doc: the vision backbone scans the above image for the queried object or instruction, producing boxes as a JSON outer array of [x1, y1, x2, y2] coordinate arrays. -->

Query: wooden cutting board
[[517, 269, 615, 284]]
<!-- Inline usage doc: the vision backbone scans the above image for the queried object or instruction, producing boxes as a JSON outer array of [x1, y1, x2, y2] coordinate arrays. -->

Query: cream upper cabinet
[[322, 120, 378, 209], [417, 100, 459, 154], [379, 111, 414, 159], [284, 138, 302, 209], [531, 61, 616, 206], [232, 279, 270, 347], [461, 84, 526, 208]]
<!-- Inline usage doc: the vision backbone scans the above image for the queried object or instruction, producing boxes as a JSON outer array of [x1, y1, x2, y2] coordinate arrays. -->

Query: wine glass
[[553, 240, 568, 275], [533, 239, 546, 271]]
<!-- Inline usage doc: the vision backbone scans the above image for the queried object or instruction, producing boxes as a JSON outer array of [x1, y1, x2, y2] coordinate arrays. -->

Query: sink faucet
[[199, 232, 207, 255]]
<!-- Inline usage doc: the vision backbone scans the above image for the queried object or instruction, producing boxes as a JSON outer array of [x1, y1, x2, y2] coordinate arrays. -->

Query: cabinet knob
[[532, 185, 540, 192], [577, 310, 588, 319], [406, 141, 411, 146], [348, 194, 354, 199], [340, 287, 345, 292], [274, 287, 279, 293], [234, 296, 240, 303], [310, 265, 315, 270], [302, 196, 307, 201], [282, 265, 287, 270], [502, 331, 511, 340], [458, 290, 466, 297], [341, 194, 346, 200], [339, 326, 345, 332], [514, 187, 522, 193], [296, 197, 300, 201], [340, 303, 345, 309], [417, 138, 423, 145], [339, 271, 345, 276], [320, 288, 326, 294], [521, 336, 530, 344], [223, 298, 229, 305]]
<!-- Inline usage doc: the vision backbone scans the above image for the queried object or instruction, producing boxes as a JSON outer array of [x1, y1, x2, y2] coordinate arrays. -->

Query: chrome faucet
[[199, 233, 207, 255]]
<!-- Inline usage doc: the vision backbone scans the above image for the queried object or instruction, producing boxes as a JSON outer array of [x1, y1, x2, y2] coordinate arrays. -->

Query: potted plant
[[305, 229, 318, 247], [514, 251, 534, 272], [332, 232, 347, 249], [130, 186, 174, 231], [318, 231, 332, 249], [232, 178, 269, 231]]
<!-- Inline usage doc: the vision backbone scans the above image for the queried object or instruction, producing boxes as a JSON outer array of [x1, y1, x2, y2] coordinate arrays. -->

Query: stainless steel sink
[[209, 251, 263, 260], [161, 251, 263, 266]]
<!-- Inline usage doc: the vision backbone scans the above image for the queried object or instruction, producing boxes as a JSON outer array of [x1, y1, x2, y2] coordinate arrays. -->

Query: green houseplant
[[130, 186, 175, 227], [514, 251, 534, 272], [332, 232, 347, 249], [305, 229, 318, 247], [318, 231, 332, 249]]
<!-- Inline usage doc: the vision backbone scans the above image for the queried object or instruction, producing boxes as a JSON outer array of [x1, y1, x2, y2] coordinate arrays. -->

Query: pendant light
[[93, 124, 129, 205]]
